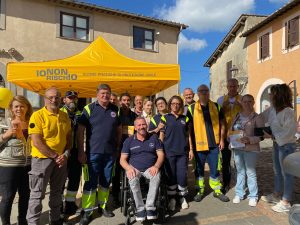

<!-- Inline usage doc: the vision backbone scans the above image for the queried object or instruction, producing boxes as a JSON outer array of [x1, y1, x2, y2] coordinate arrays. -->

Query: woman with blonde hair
[[0, 95, 33, 225], [142, 98, 153, 128], [229, 94, 264, 207]]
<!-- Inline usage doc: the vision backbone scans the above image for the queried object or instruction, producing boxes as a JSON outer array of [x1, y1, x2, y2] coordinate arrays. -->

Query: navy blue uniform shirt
[[121, 134, 162, 172], [148, 113, 163, 133], [161, 113, 189, 156], [78, 101, 120, 154], [187, 102, 225, 148]]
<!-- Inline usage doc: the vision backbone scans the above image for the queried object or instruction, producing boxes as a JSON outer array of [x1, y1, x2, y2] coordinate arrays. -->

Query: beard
[[67, 102, 76, 111]]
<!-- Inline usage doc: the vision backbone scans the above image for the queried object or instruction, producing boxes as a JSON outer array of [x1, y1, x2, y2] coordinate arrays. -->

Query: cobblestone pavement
[[10, 142, 300, 225]]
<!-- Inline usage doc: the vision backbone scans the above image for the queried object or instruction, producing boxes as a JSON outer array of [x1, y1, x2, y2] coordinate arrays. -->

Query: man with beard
[[111, 93, 137, 206], [27, 87, 71, 225], [60, 90, 82, 215], [120, 117, 164, 222], [110, 93, 119, 106]]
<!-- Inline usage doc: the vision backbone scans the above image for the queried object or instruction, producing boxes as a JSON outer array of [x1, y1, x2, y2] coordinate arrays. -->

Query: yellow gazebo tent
[[7, 37, 180, 97]]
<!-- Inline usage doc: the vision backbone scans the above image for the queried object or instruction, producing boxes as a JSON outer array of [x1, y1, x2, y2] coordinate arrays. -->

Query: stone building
[[204, 14, 266, 101]]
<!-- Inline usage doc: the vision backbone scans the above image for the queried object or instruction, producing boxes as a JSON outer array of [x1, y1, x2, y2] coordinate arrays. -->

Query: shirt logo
[[111, 112, 116, 118], [149, 143, 155, 148], [130, 146, 140, 150], [181, 120, 186, 125]]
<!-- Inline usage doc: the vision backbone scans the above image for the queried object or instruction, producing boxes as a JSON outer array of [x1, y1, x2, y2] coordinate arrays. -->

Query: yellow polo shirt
[[28, 107, 71, 158]]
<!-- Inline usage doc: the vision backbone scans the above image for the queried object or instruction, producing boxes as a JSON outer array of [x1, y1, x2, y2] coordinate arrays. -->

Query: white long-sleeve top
[[262, 107, 297, 146]]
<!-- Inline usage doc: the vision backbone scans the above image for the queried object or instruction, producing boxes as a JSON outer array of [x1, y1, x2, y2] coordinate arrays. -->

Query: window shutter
[[285, 22, 289, 48], [261, 33, 269, 59], [289, 17, 299, 47], [226, 61, 232, 80]]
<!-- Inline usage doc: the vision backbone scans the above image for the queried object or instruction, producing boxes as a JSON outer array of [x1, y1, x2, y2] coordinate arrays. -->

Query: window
[[226, 61, 232, 80], [285, 16, 299, 48], [259, 33, 270, 59], [24, 90, 42, 109], [133, 26, 154, 50], [60, 12, 89, 41]]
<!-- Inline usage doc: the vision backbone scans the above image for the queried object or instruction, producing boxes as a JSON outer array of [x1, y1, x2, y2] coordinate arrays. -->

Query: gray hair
[[183, 87, 194, 93], [227, 78, 239, 85], [45, 86, 61, 97], [97, 84, 111, 93]]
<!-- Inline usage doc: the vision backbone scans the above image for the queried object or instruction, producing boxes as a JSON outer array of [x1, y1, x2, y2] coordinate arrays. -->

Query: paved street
[[10, 141, 300, 225]]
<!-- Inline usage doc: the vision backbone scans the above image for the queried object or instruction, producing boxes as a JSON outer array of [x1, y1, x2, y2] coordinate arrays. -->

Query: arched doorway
[[260, 85, 272, 112], [256, 78, 284, 113]]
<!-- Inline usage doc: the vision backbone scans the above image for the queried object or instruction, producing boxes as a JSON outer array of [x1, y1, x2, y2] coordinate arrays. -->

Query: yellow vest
[[222, 95, 242, 130], [193, 101, 220, 151]]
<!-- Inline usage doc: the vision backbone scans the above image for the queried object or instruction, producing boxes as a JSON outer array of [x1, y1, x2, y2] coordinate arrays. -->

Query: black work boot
[[49, 218, 65, 225], [213, 192, 230, 202], [98, 205, 115, 217], [79, 212, 92, 225], [64, 201, 78, 215]]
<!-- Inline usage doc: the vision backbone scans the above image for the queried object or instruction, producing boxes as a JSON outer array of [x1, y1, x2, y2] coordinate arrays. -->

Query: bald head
[[197, 84, 210, 104]]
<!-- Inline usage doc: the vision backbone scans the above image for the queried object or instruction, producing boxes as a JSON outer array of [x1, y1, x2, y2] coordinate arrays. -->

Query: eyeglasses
[[45, 96, 60, 101], [198, 90, 209, 94], [171, 102, 181, 106]]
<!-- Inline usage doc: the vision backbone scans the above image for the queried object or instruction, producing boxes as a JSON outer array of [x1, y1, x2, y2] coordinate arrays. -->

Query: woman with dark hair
[[160, 95, 193, 211], [229, 94, 264, 207], [0, 95, 33, 225], [261, 84, 297, 213], [149, 97, 168, 135]]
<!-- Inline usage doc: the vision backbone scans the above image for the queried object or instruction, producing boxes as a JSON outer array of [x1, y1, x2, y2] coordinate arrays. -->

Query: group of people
[[0, 79, 298, 225]]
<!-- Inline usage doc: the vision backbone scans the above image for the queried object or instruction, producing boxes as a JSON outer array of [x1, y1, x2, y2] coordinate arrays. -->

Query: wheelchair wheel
[[120, 170, 125, 213], [156, 185, 167, 223], [122, 188, 129, 217]]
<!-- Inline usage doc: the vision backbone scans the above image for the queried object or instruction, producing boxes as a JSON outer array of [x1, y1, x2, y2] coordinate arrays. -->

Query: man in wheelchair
[[120, 117, 164, 222]]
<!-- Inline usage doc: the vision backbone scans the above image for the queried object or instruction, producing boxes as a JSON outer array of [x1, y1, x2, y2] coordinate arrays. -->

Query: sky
[[83, 0, 289, 93]]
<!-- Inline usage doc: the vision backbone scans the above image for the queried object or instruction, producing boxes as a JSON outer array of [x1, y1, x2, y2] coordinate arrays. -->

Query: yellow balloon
[[0, 88, 13, 109]]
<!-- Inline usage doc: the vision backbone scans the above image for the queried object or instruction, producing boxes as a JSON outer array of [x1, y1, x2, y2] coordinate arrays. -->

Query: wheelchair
[[120, 168, 168, 225]]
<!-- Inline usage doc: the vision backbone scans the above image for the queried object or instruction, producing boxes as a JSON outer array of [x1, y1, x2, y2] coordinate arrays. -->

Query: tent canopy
[[7, 37, 180, 97]]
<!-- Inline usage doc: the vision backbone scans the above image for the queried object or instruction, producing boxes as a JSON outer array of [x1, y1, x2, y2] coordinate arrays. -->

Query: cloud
[[178, 34, 207, 52], [155, 0, 255, 33]]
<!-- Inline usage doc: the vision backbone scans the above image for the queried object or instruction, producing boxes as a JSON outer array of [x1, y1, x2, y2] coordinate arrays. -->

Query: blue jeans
[[233, 150, 258, 200], [194, 147, 219, 179], [273, 142, 295, 201], [84, 153, 115, 191]]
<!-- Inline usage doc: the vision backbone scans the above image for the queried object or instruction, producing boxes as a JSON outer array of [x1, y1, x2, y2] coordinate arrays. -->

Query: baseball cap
[[65, 90, 78, 98]]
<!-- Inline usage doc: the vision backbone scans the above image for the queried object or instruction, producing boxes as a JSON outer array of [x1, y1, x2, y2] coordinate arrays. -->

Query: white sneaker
[[232, 196, 241, 204], [249, 198, 257, 207], [272, 201, 291, 213], [261, 193, 280, 204], [180, 197, 189, 209], [168, 198, 176, 211]]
